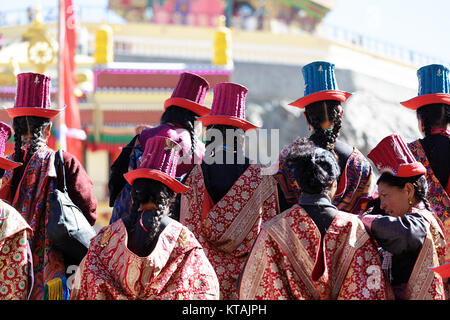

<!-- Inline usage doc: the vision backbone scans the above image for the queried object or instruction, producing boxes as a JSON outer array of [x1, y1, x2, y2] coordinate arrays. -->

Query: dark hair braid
[[11, 116, 51, 196], [125, 179, 175, 245], [412, 175, 431, 211], [160, 106, 198, 157], [305, 100, 342, 152], [416, 103, 449, 136]]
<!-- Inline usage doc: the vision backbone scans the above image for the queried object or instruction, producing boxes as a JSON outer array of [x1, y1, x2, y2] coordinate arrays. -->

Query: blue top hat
[[289, 61, 351, 109], [401, 64, 450, 110]]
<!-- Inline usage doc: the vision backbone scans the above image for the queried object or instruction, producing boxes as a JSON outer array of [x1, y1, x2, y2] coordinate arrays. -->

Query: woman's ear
[[328, 178, 338, 200], [44, 122, 52, 140], [404, 182, 415, 203], [417, 118, 425, 137]]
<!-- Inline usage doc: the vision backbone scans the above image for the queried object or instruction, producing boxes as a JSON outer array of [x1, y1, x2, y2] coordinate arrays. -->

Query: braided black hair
[[124, 178, 175, 247], [160, 106, 198, 158], [304, 100, 342, 152], [377, 173, 431, 211], [416, 103, 449, 137], [284, 138, 340, 195], [11, 115, 51, 196]]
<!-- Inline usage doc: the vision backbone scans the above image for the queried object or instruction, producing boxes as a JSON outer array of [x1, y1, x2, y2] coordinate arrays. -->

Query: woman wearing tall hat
[[239, 138, 391, 300], [400, 64, 450, 261], [0, 122, 33, 300], [70, 136, 219, 300], [0, 73, 97, 300], [177, 82, 280, 300], [363, 134, 447, 300], [275, 61, 376, 215], [109, 72, 210, 224]]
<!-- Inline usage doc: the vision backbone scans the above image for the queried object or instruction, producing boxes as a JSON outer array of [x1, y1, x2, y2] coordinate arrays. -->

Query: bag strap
[[54, 149, 67, 193]]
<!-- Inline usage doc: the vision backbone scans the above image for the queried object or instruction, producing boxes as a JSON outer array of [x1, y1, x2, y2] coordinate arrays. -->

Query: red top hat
[[0, 122, 22, 170], [367, 134, 426, 178], [198, 82, 258, 131], [6, 72, 65, 119], [124, 136, 190, 193], [163, 72, 211, 116]]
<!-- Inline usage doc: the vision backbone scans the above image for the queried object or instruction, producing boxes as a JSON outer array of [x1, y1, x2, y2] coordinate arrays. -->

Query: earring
[[408, 199, 413, 206]]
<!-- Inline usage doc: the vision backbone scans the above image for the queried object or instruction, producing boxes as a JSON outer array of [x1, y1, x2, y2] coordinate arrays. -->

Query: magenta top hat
[[0, 122, 22, 170], [367, 134, 426, 178], [401, 64, 450, 110], [288, 61, 352, 109], [198, 82, 258, 131], [163, 72, 211, 116], [6, 72, 65, 119], [124, 136, 189, 193]]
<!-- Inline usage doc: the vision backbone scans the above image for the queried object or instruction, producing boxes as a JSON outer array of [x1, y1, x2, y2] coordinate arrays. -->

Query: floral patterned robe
[[239, 205, 392, 300], [0, 200, 32, 300], [70, 219, 219, 300], [408, 139, 450, 262], [0, 145, 66, 300], [180, 164, 280, 299]]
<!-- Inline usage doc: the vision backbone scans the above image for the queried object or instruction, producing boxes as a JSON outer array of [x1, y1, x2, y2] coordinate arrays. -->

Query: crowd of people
[[0, 61, 448, 300]]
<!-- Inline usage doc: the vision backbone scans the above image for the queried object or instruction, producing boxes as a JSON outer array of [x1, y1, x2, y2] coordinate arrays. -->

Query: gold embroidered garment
[[239, 205, 393, 300], [70, 219, 219, 300], [180, 164, 280, 299]]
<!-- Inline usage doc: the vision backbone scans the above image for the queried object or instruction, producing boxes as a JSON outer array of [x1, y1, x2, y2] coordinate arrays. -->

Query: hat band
[[123, 168, 190, 193], [164, 97, 210, 116], [199, 115, 259, 131], [288, 90, 351, 109], [6, 106, 64, 119]]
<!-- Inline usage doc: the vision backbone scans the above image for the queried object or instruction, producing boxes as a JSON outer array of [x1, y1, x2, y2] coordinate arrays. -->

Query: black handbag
[[48, 150, 96, 264]]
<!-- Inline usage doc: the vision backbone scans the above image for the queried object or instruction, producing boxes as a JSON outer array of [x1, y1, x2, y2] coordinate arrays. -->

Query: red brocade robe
[[402, 209, 448, 299], [0, 201, 32, 300], [180, 164, 280, 299], [239, 205, 392, 300], [70, 219, 220, 300]]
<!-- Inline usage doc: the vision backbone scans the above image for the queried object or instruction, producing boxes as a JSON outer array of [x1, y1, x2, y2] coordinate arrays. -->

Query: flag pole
[[57, 0, 66, 151]]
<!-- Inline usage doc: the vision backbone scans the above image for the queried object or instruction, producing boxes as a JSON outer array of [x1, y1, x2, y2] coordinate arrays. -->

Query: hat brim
[[400, 93, 450, 110], [164, 97, 211, 117], [123, 168, 190, 193], [6, 106, 65, 119], [429, 262, 450, 279], [288, 90, 352, 109], [0, 157, 22, 170], [198, 115, 259, 131], [396, 162, 427, 177]]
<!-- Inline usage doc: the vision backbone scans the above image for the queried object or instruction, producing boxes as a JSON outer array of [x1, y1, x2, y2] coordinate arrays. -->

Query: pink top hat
[[6, 72, 65, 119], [124, 136, 190, 193], [367, 134, 426, 178], [198, 82, 258, 131], [0, 122, 22, 170], [163, 72, 211, 116]]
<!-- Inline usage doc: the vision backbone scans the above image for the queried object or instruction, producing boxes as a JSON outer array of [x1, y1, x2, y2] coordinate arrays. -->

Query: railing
[[1, 6, 448, 68]]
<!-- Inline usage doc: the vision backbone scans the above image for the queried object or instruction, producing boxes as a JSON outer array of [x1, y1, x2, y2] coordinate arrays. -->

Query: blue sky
[[3, 0, 450, 62], [323, 0, 450, 62]]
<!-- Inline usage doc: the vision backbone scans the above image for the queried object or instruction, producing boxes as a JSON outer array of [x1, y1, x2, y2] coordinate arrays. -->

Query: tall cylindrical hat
[[163, 72, 211, 116], [289, 61, 352, 109], [6, 72, 65, 119]]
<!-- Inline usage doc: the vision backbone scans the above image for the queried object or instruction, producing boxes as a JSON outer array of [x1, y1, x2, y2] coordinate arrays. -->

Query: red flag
[[60, 0, 86, 163]]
